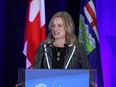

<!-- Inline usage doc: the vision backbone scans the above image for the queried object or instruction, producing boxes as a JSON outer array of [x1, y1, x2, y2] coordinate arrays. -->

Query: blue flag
[[79, 0, 104, 87]]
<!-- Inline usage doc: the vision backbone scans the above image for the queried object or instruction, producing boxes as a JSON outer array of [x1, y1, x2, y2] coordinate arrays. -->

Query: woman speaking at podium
[[16, 12, 97, 87], [16, 11, 96, 87], [34, 11, 90, 70], [33, 11, 97, 87]]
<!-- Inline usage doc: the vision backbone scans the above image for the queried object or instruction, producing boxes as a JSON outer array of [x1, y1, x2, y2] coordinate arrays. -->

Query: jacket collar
[[44, 42, 76, 69], [46, 41, 74, 47]]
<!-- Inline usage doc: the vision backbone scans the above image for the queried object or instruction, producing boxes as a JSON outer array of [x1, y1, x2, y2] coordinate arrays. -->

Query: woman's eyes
[[51, 25, 55, 28], [58, 24, 62, 27], [52, 24, 62, 28]]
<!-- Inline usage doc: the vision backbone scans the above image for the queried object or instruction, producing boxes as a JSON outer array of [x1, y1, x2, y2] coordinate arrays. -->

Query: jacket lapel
[[44, 44, 53, 69], [45, 43, 75, 69], [63, 44, 74, 69]]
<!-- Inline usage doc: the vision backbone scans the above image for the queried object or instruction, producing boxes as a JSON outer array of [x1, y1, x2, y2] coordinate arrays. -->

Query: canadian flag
[[23, 0, 46, 68]]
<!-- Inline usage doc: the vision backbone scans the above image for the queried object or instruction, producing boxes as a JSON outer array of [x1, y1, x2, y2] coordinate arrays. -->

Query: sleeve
[[78, 42, 90, 69], [78, 42, 94, 82], [33, 42, 44, 69]]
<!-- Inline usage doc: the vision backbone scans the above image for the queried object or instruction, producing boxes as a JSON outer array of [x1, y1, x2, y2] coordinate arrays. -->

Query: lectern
[[24, 69, 89, 87]]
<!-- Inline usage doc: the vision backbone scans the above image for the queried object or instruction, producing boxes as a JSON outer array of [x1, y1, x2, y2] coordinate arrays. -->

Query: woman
[[16, 11, 97, 87], [16, 12, 97, 87], [33, 11, 97, 87], [33, 11, 90, 69]]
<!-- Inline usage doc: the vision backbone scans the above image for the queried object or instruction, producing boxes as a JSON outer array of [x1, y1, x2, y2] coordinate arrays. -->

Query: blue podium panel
[[25, 69, 89, 87]]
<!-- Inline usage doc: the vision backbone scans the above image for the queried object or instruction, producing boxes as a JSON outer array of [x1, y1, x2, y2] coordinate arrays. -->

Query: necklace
[[56, 47, 64, 61]]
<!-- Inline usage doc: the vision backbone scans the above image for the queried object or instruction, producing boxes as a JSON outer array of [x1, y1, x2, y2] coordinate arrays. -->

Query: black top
[[52, 46, 66, 69]]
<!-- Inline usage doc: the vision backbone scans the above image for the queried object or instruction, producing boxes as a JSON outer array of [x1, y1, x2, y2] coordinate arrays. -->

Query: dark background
[[0, 0, 80, 87]]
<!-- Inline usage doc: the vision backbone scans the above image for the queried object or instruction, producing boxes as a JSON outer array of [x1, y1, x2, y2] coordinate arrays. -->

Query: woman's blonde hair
[[45, 11, 78, 45]]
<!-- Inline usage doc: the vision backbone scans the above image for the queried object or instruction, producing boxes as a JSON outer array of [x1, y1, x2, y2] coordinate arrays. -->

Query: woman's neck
[[54, 38, 65, 47]]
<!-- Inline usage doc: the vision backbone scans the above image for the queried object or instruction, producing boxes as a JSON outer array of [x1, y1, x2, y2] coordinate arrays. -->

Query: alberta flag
[[23, 0, 46, 68], [79, 0, 104, 87]]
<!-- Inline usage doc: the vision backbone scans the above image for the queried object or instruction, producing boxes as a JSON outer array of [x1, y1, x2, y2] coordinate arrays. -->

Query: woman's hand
[[15, 83, 24, 87], [90, 82, 97, 87]]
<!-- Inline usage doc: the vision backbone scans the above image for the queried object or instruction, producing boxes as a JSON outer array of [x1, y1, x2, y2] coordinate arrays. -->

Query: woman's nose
[[53, 26, 58, 30]]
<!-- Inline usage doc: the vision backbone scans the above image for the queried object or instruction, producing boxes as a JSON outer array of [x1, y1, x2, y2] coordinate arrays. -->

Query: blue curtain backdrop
[[3, 0, 28, 87], [0, 0, 7, 86], [0, 0, 116, 87], [96, 0, 116, 87]]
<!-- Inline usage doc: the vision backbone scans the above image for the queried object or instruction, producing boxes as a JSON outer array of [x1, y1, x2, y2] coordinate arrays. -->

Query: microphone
[[45, 43, 51, 48], [64, 44, 68, 47], [43, 43, 52, 52]]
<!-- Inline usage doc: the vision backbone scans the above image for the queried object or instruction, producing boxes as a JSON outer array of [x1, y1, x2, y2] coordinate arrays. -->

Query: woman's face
[[51, 17, 66, 40]]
